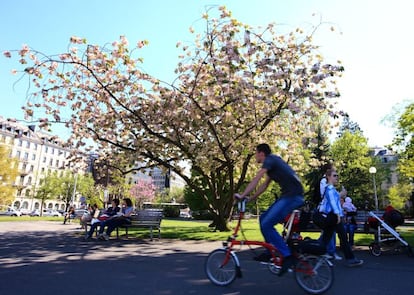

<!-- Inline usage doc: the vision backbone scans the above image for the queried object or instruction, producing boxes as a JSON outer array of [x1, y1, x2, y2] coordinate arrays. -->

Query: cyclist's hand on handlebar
[[234, 194, 249, 202]]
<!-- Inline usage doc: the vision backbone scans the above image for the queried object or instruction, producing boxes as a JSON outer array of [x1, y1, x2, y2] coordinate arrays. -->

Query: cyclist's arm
[[240, 168, 268, 200], [249, 175, 271, 202]]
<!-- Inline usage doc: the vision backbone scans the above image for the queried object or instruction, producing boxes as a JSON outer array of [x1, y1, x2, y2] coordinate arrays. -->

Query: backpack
[[383, 208, 404, 228]]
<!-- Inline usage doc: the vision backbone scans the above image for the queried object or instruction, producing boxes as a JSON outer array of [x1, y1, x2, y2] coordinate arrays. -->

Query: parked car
[[0, 206, 22, 217], [44, 209, 62, 217], [19, 208, 32, 215], [30, 209, 62, 217], [179, 210, 192, 219]]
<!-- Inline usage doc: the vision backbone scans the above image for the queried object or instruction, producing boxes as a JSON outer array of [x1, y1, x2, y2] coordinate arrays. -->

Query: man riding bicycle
[[235, 143, 304, 276]]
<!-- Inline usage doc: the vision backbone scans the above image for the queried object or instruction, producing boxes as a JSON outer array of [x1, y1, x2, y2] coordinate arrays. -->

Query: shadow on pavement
[[0, 225, 413, 295]]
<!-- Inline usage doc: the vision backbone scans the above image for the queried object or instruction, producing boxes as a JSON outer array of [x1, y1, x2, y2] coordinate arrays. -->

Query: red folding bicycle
[[205, 199, 334, 294]]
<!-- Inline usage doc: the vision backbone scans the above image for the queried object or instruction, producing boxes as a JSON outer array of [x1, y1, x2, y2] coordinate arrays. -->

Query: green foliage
[[255, 182, 280, 213], [0, 143, 19, 206], [329, 131, 375, 209], [167, 186, 185, 204], [163, 205, 180, 218], [337, 115, 363, 137], [392, 102, 414, 180], [37, 171, 99, 211], [388, 183, 414, 213], [303, 120, 331, 206]]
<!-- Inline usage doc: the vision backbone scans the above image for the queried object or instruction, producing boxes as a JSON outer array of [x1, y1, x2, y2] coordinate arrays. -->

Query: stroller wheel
[[369, 243, 381, 257]]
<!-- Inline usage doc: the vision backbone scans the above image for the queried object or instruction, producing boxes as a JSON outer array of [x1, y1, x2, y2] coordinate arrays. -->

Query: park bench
[[115, 209, 163, 241], [64, 208, 88, 224], [298, 210, 385, 234], [83, 209, 163, 240]]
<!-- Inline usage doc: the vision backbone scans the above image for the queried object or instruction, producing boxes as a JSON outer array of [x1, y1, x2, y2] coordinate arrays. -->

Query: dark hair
[[322, 163, 334, 174], [326, 168, 336, 177], [123, 198, 133, 207], [112, 199, 120, 206], [256, 143, 271, 156]]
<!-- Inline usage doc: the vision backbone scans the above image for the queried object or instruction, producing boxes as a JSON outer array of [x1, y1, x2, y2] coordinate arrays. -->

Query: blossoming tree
[[4, 7, 343, 230], [130, 178, 156, 209]]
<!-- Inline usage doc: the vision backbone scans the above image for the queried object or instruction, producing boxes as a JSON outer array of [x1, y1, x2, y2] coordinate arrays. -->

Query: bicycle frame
[[220, 200, 312, 274], [206, 199, 334, 294]]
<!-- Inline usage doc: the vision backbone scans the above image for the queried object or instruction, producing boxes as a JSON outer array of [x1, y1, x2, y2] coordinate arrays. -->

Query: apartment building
[[0, 116, 74, 212], [126, 165, 186, 192]]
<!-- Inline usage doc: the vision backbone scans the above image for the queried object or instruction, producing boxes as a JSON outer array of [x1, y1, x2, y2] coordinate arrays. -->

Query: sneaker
[[324, 253, 334, 260], [253, 252, 272, 262], [278, 255, 297, 277], [84, 234, 91, 241], [102, 233, 109, 241], [333, 253, 343, 261], [346, 258, 364, 267]]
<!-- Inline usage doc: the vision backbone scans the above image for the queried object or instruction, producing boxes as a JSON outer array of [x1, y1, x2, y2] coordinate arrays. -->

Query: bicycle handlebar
[[236, 198, 247, 213]]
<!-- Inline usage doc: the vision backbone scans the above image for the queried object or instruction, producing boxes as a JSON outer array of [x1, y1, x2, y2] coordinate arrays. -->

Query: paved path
[[0, 221, 413, 295]]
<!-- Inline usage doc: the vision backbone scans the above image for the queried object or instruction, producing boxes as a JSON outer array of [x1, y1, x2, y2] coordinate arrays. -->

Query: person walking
[[319, 166, 345, 260], [318, 168, 363, 267]]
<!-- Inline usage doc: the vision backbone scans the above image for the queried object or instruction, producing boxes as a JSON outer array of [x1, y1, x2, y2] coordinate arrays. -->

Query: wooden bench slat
[[116, 210, 163, 240]]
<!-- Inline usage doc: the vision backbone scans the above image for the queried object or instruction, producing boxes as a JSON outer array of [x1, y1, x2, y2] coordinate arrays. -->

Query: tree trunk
[[209, 212, 231, 231]]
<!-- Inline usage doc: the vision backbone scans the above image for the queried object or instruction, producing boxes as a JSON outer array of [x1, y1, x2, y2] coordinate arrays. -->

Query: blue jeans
[[259, 195, 304, 257], [99, 217, 131, 236], [319, 232, 336, 255], [86, 221, 101, 238], [320, 221, 354, 260], [344, 222, 357, 246], [328, 233, 336, 254]]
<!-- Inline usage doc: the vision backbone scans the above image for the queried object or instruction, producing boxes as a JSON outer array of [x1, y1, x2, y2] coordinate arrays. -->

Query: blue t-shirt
[[262, 154, 304, 197]]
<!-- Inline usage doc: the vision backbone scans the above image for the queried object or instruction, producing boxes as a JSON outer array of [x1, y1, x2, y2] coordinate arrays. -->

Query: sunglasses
[[332, 174, 339, 177]]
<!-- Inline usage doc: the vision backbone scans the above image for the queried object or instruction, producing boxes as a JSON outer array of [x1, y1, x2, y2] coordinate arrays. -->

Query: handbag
[[312, 210, 337, 229], [312, 185, 337, 229]]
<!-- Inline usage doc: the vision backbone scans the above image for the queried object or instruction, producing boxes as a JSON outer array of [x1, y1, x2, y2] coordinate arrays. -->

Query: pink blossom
[[3, 51, 11, 58]]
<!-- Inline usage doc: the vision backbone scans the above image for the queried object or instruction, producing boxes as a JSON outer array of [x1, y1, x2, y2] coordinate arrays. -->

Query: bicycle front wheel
[[295, 255, 334, 294], [205, 248, 238, 286]]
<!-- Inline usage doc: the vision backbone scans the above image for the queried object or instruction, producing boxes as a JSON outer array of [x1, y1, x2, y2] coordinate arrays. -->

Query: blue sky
[[1, 0, 413, 146]]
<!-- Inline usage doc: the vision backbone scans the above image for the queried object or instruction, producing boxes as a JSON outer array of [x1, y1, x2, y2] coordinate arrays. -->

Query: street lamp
[[71, 172, 78, 206], [369, 166, 378, 212]]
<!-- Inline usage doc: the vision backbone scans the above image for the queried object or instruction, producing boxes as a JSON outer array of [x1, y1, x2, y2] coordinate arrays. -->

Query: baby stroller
[[367, 208, 413, 257]]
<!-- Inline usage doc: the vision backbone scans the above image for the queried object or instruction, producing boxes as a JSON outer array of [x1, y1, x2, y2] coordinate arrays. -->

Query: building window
[[34, 143, 38, 150], [56, 160, 59, 168], [24, 152, 29, 161], [45, 146, 48, 153], [26, 141, 30, 148], [16, 151, 21, 159], [19, 176, 24, 185], [49, 159, 53, 166], [27, 177, 32, 185], [32, 154, 36, 161], [43, 156, 46, 163], [22, 163, 27, 171], [29, 165, 34, 172], [18, 139, 23, 147]]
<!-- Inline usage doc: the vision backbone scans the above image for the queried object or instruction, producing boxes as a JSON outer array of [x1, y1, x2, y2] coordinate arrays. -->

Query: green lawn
[[128, 218, 414, 247], [1, 216, 414, 246]]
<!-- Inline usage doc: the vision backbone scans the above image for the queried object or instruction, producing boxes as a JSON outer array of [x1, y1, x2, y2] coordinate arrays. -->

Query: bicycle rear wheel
[[205, 248, 238, 286], [295, 255, 334, 294]]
